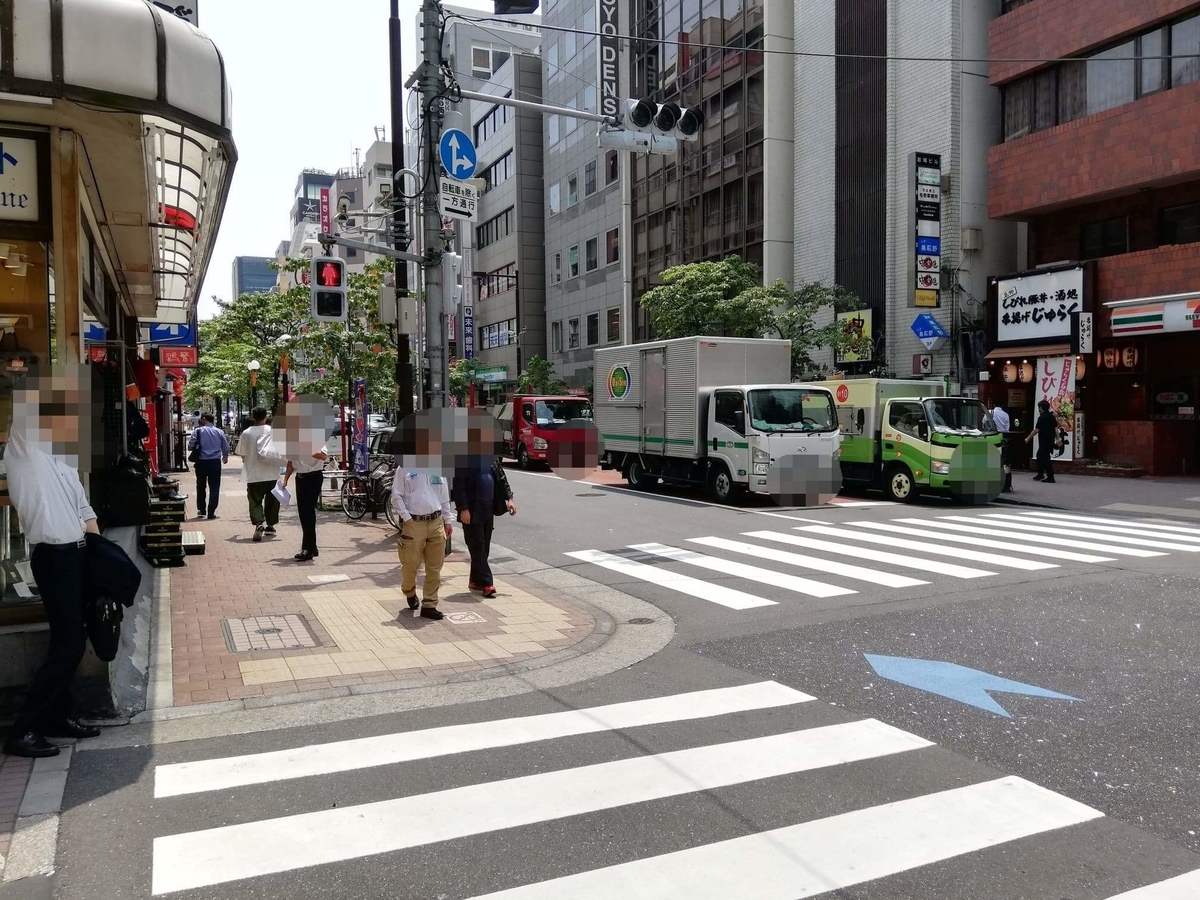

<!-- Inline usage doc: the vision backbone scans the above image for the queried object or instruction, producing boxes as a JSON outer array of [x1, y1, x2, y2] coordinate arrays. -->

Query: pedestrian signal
[[310, 257, 347, 323]]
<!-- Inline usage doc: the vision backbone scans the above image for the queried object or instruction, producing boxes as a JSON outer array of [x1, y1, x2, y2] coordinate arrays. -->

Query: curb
[[1, 746, 72, 896], [992, 495, 1065, 510]]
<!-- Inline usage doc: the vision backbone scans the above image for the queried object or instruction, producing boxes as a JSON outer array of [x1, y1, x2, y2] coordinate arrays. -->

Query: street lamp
[[221, 373, 233, 426], [275, 335, 293, 412], [248, 359, 261, 408]]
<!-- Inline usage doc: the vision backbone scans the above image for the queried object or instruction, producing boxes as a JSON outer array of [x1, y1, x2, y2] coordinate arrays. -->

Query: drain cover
[[222, 615, 319, 652], [626, 617, 654, 625], [576, 492, 606, 498]]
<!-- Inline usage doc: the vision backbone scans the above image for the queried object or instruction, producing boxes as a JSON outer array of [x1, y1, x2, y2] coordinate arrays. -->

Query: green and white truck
[[594, 336, 842, 503], [831, 378, 1003, 504]]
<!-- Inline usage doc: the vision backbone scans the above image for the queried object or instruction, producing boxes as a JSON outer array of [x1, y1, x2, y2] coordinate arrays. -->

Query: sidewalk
[[154, 459, 596, 711], [996, 471, 1200, 519]]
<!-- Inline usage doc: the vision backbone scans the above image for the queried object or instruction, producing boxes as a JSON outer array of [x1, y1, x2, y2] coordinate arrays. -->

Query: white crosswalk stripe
[[144, 680, 1193, 898], [1012, 510, 1200, 537], [563, 510, 1193, 612]]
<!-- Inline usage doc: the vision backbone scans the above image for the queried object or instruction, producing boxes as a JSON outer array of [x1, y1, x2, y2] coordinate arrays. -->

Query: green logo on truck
[[607, 365, 631, 400]]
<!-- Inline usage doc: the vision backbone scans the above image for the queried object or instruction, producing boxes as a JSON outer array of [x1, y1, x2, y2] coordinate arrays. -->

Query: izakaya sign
[[996, 266, 1083, 343], [1035, 355, 1077, 461]]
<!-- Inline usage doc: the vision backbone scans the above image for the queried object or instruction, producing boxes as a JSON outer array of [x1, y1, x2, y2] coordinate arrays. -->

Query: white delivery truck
[[594, 336, 842, 503]]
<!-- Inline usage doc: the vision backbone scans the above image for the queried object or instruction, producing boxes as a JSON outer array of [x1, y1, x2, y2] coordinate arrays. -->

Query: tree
[[448, 357, 480, 402], [517, 355, 568, 395], [637, 255, 774, 339], [744, 281, 872, 379]]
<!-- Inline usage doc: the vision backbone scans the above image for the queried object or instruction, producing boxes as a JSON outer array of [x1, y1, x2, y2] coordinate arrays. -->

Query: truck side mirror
[[856, 408, 865, 433], [918, 422, 929, 441]]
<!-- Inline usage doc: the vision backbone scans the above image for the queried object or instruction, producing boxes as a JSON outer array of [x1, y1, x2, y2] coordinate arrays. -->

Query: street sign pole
[[389, 0, 414, 421], [420, 0, 447, 408]]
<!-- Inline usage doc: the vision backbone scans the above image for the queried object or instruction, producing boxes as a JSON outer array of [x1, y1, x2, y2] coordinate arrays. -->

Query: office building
[[288, 169, 335, 255], [542, 0, 626, 390], [231, 256, 278, 298]]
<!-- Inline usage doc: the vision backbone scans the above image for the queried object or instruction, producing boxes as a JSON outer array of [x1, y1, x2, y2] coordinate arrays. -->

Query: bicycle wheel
[[384, 491, 402, 530], [341, 476, 369, 520]]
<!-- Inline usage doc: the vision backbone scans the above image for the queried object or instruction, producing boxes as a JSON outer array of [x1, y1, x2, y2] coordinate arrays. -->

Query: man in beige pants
[[391, 467, 454, 621]]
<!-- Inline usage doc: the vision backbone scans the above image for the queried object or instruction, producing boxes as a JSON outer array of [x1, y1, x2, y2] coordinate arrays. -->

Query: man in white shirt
[[279, 396, 330, 562], [4, 372, 103, 757], [236, 407, 282, 542], [990, 403, 1011, 433], [990, 403, 1013, 493], [391, 420, 454, 621]]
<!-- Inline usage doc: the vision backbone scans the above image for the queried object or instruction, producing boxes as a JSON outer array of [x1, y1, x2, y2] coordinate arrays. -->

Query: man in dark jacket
[[1025, 399, 1059, 484], [452, 427, 515, 598]]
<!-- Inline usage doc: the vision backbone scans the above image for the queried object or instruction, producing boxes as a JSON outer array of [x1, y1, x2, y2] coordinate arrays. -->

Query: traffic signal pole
[[388, 0, 414, 420], [419, 0, 448, 408]]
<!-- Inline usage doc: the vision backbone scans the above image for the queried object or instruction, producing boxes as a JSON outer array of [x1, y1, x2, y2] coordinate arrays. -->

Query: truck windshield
[[923, 398, 998, 435], [533, 399, 593, 427], [748, 389, 837, 433]]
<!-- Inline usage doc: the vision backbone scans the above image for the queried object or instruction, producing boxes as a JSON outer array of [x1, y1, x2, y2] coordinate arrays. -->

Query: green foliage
[[448, 357, 479, 402], [517, 355, 568, 395], [185, 257, 399, 414], [634, 255, 870, 380]]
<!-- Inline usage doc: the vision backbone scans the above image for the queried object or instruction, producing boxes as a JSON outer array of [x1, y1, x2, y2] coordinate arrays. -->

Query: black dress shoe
[[420, 607, 445, 620], [405, 594, 420, 610], [294, 550, 315, 562], [43, 719, 101, 739], [4, 732, 60, 758]]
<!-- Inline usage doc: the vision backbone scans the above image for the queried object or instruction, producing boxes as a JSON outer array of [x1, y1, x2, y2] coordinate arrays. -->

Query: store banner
[[352, 378, 370, 474], [995, 266, 1083, 343], [1034, 356, 1077, 461]]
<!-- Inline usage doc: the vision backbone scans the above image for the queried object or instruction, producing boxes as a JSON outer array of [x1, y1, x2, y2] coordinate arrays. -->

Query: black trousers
[[1036, 446, 1055, 480], [194, 458, 222, 516], [13, 543, 87, 734], [463, 513, 495, 588], [295, 471, 323, 553]]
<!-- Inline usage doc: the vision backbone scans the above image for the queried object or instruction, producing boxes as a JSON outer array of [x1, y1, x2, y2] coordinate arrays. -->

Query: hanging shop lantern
[[1018, 360, 1034, 383], [1076, 355, 1086, 380], [1122, 346, 1139, 368], [1002, 362, 1017, 383]]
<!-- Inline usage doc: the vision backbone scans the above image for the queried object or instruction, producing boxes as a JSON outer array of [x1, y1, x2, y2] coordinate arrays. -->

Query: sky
[[196, 0, 493, 321]]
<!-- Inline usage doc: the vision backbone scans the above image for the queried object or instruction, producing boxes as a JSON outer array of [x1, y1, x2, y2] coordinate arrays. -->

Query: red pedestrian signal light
[[309, 256, 348, 323]]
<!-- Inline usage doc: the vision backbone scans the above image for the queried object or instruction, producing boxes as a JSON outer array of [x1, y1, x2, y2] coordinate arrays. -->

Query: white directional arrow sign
[[438, 128, 477, 181]]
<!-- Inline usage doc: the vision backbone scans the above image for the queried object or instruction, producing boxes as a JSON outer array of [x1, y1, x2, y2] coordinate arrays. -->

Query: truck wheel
[[883, 464, 916, 503], [517, 443, 532, 470], [708, 465, 735, 503], [626, 459, 656, 490]]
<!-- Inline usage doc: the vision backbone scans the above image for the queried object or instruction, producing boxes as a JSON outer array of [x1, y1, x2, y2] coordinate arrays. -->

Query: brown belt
[[409, 512, 442, 521]]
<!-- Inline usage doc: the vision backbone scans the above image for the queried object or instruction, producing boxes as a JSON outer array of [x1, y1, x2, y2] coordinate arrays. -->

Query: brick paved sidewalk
[[162, 459, 595, 708]]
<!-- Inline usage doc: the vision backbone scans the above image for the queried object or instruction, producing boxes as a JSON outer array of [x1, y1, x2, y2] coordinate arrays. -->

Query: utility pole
[[419, 0, 447, 408], [389, 0, 414, 419]]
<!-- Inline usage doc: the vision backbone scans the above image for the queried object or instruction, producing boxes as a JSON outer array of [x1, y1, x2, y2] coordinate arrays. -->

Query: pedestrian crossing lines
[[564, 510, 1200, 611], [144, 680, 1200, 898]]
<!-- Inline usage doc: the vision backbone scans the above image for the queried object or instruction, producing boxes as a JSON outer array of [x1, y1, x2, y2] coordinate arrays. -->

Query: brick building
[[985, 0, 1200, 475]]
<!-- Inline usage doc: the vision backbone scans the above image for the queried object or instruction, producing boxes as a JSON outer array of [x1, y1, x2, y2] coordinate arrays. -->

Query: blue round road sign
[[438, 128, 477, 180]]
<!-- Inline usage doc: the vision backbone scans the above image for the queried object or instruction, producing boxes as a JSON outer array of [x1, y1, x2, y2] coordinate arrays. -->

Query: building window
[[474, 100, 514, 146], [586, 312, 599, 346], [584, 161, 598, 197], [567, 173, 579, 206], [1141, 28, 1168, 95], [1161, 203, 1200, 245], [471, 45, 511, 81], [606, 150, 619, 185], [1087, 41, 1136, 115], [548, 115, 559, 144], [1081, 217, 1129, 259], [481, 151, 514, 192], [606, 307, 620, 343], [346, 247, 358, 258], [568, 317, 580, 349], [605, 227, 620, 264], [585, 237, 599, 272], [583, 85, 597, 112], [568, 245, 579, 277], [479, 262, 517, 300], [552, 321, 562, 352], [549, 182, 561, 216], [476, 207, 515, 249], [553, 251, 562, 283], [1173, 15, 1200, 87], [547, 41, 558, 76]]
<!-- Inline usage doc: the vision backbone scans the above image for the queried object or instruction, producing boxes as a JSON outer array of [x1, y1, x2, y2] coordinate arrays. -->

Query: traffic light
[[621, 99, 704, 141], [310, 257, 347, 323]]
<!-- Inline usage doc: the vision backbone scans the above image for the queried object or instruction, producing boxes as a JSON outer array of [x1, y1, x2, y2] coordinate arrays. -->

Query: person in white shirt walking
[[236, 407, 281, 542], [390, 418, 454, 621], [990, 403, 1013, 493], [4, 368, 103, 757], [278, 396, 330, 562]]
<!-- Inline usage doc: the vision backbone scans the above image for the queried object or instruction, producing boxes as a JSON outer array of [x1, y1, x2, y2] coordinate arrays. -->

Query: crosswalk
[[565, 510, 1200, 610], [143, 680, 1200, 898]]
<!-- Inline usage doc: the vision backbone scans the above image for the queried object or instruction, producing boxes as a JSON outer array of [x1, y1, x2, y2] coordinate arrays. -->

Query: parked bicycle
[[340, 456, 401, 529]]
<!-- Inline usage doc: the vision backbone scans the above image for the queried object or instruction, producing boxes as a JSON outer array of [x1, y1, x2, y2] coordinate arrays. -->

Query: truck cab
[[496, 394, 594, 470], [834, 379, 1002, 503], [702, 384, 843, 500]]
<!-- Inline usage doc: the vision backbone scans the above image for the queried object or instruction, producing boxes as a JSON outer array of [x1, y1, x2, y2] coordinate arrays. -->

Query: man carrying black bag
[[452, 415, 516, 599]]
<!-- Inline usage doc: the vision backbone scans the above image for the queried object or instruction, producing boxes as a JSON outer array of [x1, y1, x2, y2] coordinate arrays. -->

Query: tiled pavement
[[165, 459, 596, 706], [0, 753, 33, 865]]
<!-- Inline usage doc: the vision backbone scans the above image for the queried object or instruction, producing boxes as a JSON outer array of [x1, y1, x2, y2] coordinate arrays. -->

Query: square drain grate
[[222, 614, 319, 652]]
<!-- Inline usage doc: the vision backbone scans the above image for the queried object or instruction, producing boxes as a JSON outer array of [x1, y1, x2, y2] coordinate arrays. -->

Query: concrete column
[[50, 129, 82, 364], [762, 0, 796, 287]]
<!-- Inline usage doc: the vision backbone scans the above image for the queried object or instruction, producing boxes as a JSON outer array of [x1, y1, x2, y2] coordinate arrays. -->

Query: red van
[[495, 394, 594, 469]]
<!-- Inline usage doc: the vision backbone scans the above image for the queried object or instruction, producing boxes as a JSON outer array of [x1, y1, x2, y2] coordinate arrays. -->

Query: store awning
[[984, 344, 1072, 362], [0, 0, 236, 323]]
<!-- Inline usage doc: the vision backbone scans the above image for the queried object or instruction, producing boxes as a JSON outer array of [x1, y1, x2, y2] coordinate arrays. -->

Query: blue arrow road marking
[[864, 654, 1082, 718], [0, 142, 17, 174]]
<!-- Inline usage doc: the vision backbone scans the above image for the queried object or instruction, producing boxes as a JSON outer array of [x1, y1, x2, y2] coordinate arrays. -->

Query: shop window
[[1081, 217, 1129, 259], [606, 307, 621, 342], [586, 312, 599, 346], [1161, 203, 1200, 245]]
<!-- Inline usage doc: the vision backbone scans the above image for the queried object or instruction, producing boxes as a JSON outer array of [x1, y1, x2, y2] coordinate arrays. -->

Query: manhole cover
[[222, 615, 320, 652], [446, 610, 487, 625], [627, 617, 654, 625]]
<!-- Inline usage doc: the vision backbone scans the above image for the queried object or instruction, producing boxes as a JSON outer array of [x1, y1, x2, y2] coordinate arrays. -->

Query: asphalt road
[[51, 467, 1200, 898]]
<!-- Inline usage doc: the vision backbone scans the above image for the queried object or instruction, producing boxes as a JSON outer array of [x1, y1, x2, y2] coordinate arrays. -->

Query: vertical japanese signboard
[[909, 152, 942, 309], [1035, 356, 1077, 461], [597, 0, 620, 119], [319, 188, 331, 236], [463, 305, 475, 360]]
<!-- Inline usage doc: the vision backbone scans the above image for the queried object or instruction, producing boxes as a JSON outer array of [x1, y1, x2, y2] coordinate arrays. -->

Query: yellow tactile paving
[[236, 565, 580, 686]]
